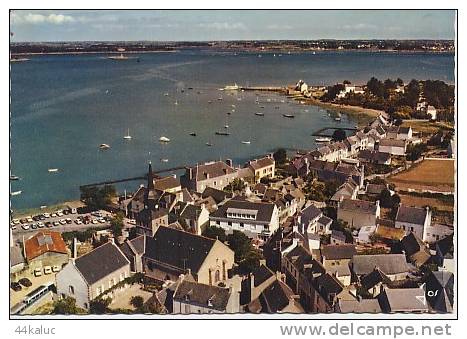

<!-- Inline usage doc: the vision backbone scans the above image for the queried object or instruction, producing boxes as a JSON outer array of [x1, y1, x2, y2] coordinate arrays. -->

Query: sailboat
[[241, 141, 251, 145], [124, 128, 132, 140]]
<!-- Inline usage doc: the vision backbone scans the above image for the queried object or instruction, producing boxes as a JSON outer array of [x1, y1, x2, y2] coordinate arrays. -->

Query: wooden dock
[[312, 127, 357, 137], [80, 165, 188, 189]]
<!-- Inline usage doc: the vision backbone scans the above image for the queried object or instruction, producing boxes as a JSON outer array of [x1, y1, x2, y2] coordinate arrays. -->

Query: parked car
[[51, 213, 57, 218], [43, 266, 52, 275], [21, 224, 30, 230], [10, 224, 17, 230], [52, 265, 61, 273], [59, 219, 66, 225], [45, 222, 52, 228], [63, 210, 69, 215], [39, 215, 46, 221], [13, 219, 20, 224], [74, 219, 82, 225], [91, 219, 98, 224], [57, 212, 64, 217], [19, 278, 32, 287], [65, 218, 72, 224], [31, 224, 38, 229], [33, 268, 42, 277], [53, 221, 60, 226], [26, 217, 33, 223], [98, 218, 106, 224], [37, 222, 45, 228], [33, 215, 40, 221], [10, 282, 22, 292], [20, 218, 28, 224], [43, 213, 50, 218], [127, 219, 136, 225]]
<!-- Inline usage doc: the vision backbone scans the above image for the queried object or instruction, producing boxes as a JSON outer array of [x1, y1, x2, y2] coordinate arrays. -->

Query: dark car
[[18, 278, 32, 287], [63, 210, 69, 215], [33, 215, 40, 221], [11, 282, 22, 292], [39, 215, 46, 221], [45, 222, 53, 228]]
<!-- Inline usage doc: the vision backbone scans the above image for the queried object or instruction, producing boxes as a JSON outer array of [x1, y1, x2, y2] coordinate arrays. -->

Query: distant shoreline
[[10, 50, 179, 57]]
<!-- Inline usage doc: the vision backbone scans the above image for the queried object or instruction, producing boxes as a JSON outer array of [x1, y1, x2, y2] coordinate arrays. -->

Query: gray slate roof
[[339, 198, 378, 214], [352, 254, 409, 276], [210, 198, 275, 223], [144, 226, 217, 273], [174, 279, 231, 311], [74, 242, 130, 285], [380, 288, 428, 312], [396, 205, 429, 225], [339, 299, 382, 313], [322, 244, 356, 260]]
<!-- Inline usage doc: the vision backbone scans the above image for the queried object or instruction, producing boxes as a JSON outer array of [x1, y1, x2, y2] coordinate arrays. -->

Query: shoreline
[[12, 200, 84, 218], [10, 50, 179, 57]]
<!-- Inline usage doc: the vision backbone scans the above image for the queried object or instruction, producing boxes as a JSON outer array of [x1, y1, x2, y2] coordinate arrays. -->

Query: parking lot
[[10, 269, 56, 307], [11, 209, 116, 240]]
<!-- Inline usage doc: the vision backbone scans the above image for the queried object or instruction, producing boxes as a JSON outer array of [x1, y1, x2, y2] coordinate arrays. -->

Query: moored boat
[[255, 112, 264, 116], [99, 144, 111, 150], [283, 114, 295, 118], [159, 136, 170, 143]]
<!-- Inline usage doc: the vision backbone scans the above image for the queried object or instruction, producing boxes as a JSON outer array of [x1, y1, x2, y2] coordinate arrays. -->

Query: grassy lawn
[[398, 194, 454, 212], [401, 120, 455, 134], [388, 159, 454, 192]]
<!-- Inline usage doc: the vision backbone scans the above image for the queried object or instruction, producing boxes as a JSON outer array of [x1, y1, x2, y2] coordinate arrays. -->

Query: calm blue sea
[[10, 50, 455, 210]]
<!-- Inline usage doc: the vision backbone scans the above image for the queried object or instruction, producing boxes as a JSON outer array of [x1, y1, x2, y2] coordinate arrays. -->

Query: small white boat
[[10, 175, 20, 181], [315, 137, 332, 143], [159, 136, 170, 143], [231, 104, 236, 108], [224, 125, 229, 129], [206, 142, 213, 147], [10, 190, 22, 196], [334, 117, 341, 121], [48, 168, 59, 173], [164, 93, 169, 96], [160, 158, 169, 163], [99, 144, 111, 150], [220, 84, 240, 91], [124, 128, 132, 140], [255, 112, 264, 116], [174, 100, 178, 105], [241, 141, 251, 144]]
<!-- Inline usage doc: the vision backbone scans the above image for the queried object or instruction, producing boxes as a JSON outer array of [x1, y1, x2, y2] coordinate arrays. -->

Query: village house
[[245, 155, 275, 183], [209, 197, 279, 239], [359, 268, 391, 298], [298, 204, 332, 235], [357, 149, 391, 165], [400, 233, 432, 268], [170, 201, 210, 235], [378, 138, 407, 156], [321, 244, 356, 271], [433, 234, 454, 273], [247, 279, 304, 314], [181, 160, 238, 192], [330, 230, 347, 245], [351, 254, 409, 281], [172, 274, 241, 314], [378, 287, 429, 313], [330, 178, 359, 207], [337, 198, 380, 229], [425, 271, 454, 313], [423, 223, 453, 244], [338, 298, 382, 313], [154, 175, 181, 194], [56, 240, 131, 310], [140, 226, 234, 286], [395, 204, 432, 240], [24, 231, 69, 270]]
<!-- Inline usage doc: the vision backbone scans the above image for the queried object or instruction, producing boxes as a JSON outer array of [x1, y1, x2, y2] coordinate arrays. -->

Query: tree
[[90, 298, 111, 314], [110, 212, 124, 238], [394, 118, 403, 126], [227, 231, 252, 262], [80, 185, 116, 210], [238, 248, 263, 274], [130, 296, 144, 309], [406, 143, 427, 161], [224, 178, 246, 193], [379, 189, 393, 208], [53, 297, 79, 314], [273, 148, 287, 165], [343, 80, 351, 85], [332, 129, 346, 141], [202, 225, 227, 242]]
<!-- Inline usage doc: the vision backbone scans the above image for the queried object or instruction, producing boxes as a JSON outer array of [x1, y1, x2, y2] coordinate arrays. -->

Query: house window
[[84, 303, 88, 309], [215, 270, 220, 283], [228, 221, 232, 226], [214, 181, 217, 186], [240, 223, 244, 227], [69, 285, 75, 295]]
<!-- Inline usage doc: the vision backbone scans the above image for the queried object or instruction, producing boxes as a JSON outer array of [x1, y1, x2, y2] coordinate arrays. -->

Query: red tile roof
[[24, 231, 68, 261]]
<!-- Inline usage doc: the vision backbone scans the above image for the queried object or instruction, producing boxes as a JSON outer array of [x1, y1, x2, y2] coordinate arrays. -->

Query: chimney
[[249, 273, 256, 301], [188, 168, 193, 180], [226, 159, 233, 167], [72, 237, 78, 259]]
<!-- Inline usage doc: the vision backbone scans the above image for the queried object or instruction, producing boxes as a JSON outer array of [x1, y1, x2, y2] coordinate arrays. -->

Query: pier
[[240, 86, 286, 92], [312, 127, 358, 137], [80, 165, 188, 189]]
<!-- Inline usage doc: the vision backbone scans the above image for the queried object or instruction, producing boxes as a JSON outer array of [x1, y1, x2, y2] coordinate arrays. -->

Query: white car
[[43, 213, 50, 218], [98, 218, 106, 224], [59, 219, 66, 225], [13, 219, 20, 225], [34, 268, 42, 277], [22, 224, 30, 230], [53, 221, 60, 226], [43, 266, 52, 275], [26, 217, 33, 223], [57, 212, 64, 217], [91, 219, 98, 224], [37, 222, 45, 228], [51, 213, 57, 218], [52, 265, 60, 273], [74, 219, 82, 225]]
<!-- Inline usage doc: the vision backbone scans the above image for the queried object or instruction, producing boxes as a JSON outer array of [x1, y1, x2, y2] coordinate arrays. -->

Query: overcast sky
[[10, 10, 456, 42]]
